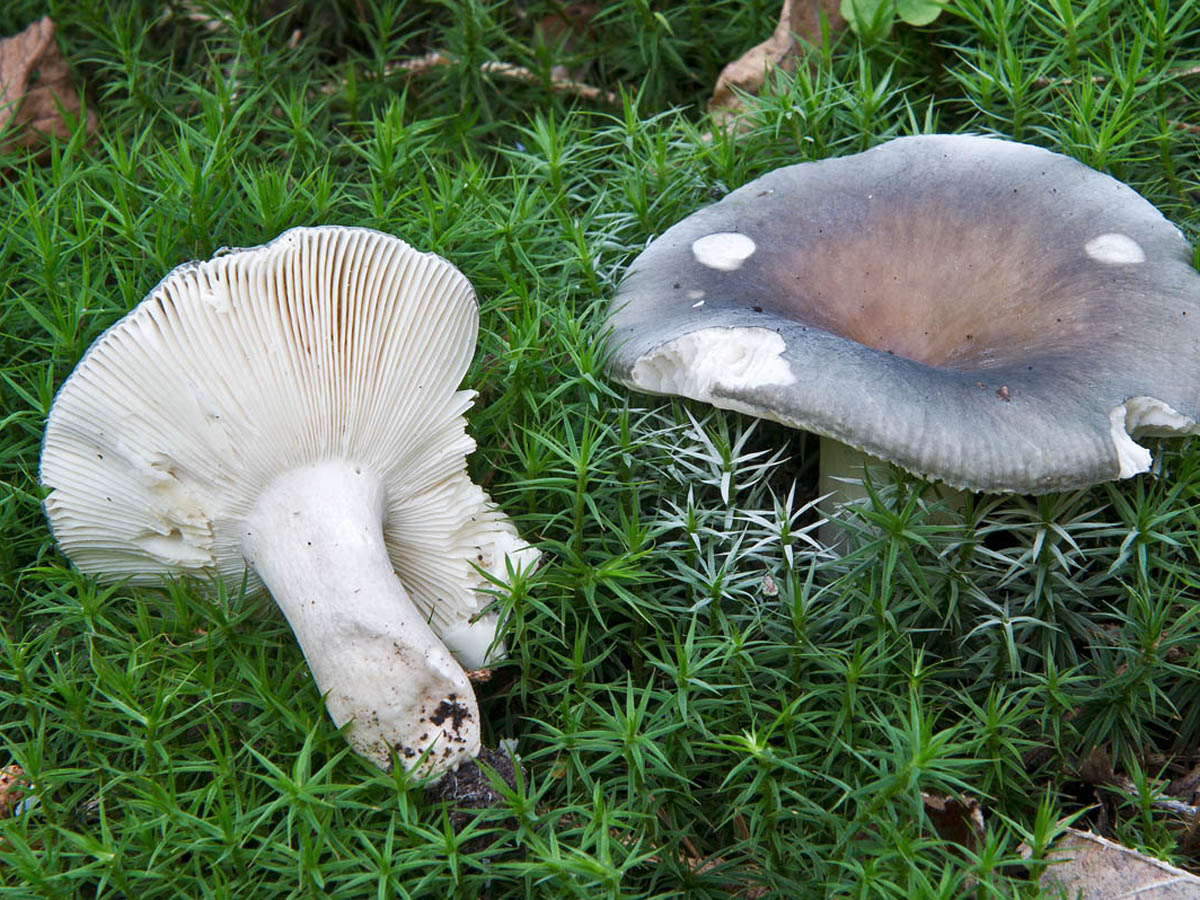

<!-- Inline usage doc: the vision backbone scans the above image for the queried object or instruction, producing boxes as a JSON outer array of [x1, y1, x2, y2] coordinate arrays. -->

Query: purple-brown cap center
[[754, 197, 1135, 370]]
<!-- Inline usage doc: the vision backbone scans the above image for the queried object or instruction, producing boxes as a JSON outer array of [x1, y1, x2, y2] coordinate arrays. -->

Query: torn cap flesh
[[40, 226, 538, 774], [607, 135, 1200, 495]]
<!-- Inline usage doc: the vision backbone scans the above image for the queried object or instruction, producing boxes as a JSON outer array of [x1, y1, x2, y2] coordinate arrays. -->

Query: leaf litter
[[0, 17, 96, 153]]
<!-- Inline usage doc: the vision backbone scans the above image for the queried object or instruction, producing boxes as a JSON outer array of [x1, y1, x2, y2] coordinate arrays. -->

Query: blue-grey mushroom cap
[[606, 134, 1200, 493]]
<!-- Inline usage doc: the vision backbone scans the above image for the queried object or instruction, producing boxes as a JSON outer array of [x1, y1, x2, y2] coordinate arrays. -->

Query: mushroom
[[605, 134, 1200, 539], [40, 226, 538, 774]]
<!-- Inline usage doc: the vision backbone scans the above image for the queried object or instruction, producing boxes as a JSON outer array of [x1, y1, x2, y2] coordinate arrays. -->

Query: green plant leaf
[[840, 0, 895, 40], [896, 0, 946, 26]]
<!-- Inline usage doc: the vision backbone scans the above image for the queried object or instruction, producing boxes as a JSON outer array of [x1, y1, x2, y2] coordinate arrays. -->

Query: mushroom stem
[[817, 437, 965, 550], [817, 438, 882, 550], [240, 459, 479, 774]]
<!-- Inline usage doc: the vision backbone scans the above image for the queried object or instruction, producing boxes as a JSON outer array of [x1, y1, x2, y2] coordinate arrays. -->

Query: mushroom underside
[[40, 226, 539, 775]]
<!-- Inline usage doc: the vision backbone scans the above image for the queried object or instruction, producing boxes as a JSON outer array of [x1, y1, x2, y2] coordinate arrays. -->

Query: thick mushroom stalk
[[242, 460, 478, 771], [817, 437, 967, 547]]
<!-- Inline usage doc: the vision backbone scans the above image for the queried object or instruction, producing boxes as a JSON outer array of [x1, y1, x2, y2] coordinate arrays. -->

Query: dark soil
[[425, 746, 520, 851]]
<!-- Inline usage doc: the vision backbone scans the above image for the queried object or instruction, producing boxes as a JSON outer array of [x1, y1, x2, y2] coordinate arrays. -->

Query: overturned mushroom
[[40, 226, 537, 774], [606, 134, 1200, 535]]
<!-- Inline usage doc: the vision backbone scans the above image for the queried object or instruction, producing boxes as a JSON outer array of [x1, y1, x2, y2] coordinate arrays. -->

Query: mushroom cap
[[40, 226, 527, 652], [607, 134, 1200, 493]]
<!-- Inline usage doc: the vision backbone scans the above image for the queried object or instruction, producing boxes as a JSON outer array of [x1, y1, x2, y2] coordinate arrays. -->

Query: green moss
[[2, 0, 1198, 895]]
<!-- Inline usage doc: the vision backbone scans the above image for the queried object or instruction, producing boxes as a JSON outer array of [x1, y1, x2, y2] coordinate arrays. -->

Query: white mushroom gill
[[438, 529, 540, 668], [41, 227, 537, 775]]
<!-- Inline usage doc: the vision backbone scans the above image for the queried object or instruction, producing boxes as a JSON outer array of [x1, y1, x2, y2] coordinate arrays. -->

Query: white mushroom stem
[[818, 437, 965, 550], [240, 459, 480, 774]]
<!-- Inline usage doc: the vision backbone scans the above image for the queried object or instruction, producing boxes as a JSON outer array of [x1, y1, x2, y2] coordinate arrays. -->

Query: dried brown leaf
[[1038, 828, 1200, 898], [534, 2, 597, 82], [0, 17, 96, 153], [1169, 759, 1200, 799], [708, 0, 844, 127], [1077, 744, 1117, 786], [921, 791, 985, 852], [0, 765, 25, 818]]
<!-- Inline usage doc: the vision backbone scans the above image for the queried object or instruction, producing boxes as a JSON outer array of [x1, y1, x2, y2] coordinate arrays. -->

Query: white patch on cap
[[630, 326, 795, 412], [692, 232, 757, 271], [1109, 397, 1200, 478], [1085, 233, 1145, 265]]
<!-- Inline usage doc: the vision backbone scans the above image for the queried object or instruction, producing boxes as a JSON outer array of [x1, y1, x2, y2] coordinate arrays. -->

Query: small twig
[[1076, 749, 1200, 821], [1170, 119, 1200, 135], [382, 51, 620, 105], [653, 805, 724, 876], [481, 61, 618, 104], [1110, 776, 1200, 820], [1149, 795, 1200, 819], [386, 50, 451, 78], [1026, 744, 1200, 824], [1032, 63, 1200, 89]]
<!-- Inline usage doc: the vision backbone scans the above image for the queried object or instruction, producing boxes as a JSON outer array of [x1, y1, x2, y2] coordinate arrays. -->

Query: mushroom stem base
[[818, 438, 966, 551], [240, 460, 479, 774]]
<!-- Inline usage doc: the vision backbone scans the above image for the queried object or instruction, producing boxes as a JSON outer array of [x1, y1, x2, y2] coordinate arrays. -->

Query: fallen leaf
[[1037, 828, 1200, 898], [708, 0, 845, 127], [1073, 746, 1200, 827], [1077, 744, 1117, 785], [0, 765, 25, 818], [922, 791, 985, 852], [1169, 758, 1200, 799], [534, 2, 598, 82], [0, 17, 96, 153]]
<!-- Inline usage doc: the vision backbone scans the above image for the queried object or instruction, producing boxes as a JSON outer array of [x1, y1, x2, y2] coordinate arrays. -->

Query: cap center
[[758, 198, 1116, 370]]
